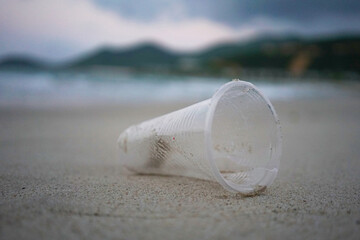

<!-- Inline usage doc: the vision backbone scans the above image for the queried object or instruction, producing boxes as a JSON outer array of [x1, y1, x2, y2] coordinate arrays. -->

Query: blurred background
[[0, 0, 359, 106], [1, 2, 360, 238]]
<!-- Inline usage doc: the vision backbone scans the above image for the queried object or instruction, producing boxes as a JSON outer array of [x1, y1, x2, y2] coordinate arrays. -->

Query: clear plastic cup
[[117, 80, 282, 195]]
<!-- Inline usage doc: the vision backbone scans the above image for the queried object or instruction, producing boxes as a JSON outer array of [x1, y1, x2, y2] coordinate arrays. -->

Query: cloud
[[95, 0, 360, 28], [0, 0, 301, 61]]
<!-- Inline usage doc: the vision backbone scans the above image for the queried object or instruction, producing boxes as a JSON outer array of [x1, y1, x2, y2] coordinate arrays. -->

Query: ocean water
[[0, 71, 350, 108]]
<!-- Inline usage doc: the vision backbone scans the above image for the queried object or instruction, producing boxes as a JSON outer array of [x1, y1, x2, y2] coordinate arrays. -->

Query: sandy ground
[[1, 95, 360, 239]]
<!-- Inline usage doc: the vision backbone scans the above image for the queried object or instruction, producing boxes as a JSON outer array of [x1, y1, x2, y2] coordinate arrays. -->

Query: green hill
[[1, 34, 360, 76], [71, 43, 179, 68], [0, 56, 46, 70], [196, 35, 360, 74]]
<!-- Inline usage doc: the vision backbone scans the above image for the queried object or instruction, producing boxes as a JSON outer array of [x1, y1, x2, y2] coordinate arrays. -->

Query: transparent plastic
[[117, 80, 282, 195]]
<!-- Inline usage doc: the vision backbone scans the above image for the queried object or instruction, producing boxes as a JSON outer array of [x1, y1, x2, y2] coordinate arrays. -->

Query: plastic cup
[[117, 80, 282, 195]]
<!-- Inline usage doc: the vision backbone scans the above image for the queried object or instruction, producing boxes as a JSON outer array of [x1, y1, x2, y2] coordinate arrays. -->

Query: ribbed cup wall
[[118, 99, 215, 180]]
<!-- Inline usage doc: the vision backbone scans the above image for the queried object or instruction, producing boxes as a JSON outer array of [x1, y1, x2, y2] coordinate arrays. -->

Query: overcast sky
[[1, 0, 359, 61]]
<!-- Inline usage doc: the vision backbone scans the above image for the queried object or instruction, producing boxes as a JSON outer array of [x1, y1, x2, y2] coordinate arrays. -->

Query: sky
[[0, 0, 359, 61]]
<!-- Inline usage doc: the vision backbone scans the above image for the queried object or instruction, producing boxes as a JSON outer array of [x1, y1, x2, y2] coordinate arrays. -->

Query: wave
[[0, 71, 349, 108]]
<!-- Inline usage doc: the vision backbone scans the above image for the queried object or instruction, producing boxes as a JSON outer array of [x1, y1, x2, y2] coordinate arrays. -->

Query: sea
[[0, 71, 355, 108]]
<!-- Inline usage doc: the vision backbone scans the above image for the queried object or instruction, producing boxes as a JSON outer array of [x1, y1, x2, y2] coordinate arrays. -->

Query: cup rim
[[204, 80, 282, 194]]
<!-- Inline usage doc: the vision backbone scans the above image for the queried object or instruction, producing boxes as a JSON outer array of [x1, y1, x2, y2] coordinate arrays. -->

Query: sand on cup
[[117, 80, 282, 195]]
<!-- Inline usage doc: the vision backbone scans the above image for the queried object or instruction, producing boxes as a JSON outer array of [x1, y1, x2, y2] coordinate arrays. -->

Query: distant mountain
[[70, 43, 180, 68], [1, 34, 360, 76], [0, 56, 46, 70], [195, 35, 360, 74], [194, 34, 303, 60], [67, 34, 360, 75]]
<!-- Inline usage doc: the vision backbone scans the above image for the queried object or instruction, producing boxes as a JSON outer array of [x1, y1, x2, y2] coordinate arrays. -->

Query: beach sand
[[1, 96, 360, 239]]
